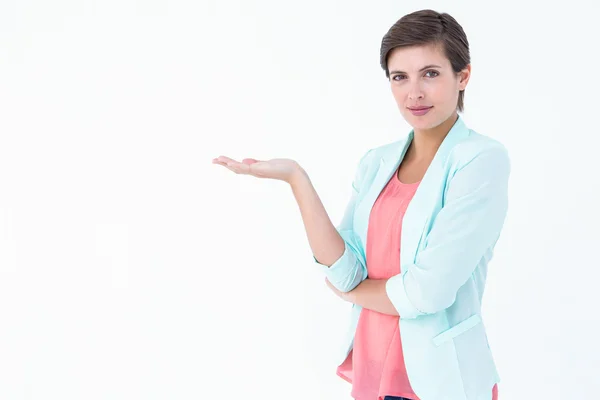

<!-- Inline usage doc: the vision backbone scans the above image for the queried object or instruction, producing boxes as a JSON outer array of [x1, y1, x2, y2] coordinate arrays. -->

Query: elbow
[[411, 288, 458, 315], [330, 261, 366, 292], [391, 273, 458, 319], [315, 244, 367, 293]]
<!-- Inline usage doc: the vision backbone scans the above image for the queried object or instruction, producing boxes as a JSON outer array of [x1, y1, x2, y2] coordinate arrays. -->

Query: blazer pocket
[[432, 314, 482, 347]]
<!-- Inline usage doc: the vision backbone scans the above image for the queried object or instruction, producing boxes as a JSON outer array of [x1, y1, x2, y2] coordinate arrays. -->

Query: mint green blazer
[[314, 115, 509, 400]]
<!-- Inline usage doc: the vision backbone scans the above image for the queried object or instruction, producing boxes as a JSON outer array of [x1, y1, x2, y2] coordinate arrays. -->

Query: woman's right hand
[[214, 154, 345, 268], [212, 156, 305, 185]]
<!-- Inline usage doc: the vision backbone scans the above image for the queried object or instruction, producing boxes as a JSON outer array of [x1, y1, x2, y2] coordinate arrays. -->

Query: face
[[387, 43, 470, 131]]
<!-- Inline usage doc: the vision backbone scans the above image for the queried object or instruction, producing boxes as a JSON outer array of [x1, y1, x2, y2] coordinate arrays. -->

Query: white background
[[1, 1, 599, 399]]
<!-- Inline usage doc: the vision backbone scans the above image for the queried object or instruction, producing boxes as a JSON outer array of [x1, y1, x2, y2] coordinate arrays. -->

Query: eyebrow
[[389, 64, 442, 75]]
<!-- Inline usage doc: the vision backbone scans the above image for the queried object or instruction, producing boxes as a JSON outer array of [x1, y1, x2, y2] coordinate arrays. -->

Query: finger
[[213, 160, 240, 173], [214, 156, 238, 164], [325, 278, 334, 290], [212, 156, 251, 175], [213, 160, 242, 174], [212, 157, 234, 167]]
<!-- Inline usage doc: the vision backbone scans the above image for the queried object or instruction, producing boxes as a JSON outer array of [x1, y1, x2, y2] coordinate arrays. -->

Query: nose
[[408, 82, 424, 100]]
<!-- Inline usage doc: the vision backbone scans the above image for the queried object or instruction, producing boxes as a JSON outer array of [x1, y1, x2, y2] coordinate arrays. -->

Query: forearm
[[348, 278, 399, 316], [289, 168, 345, 267]]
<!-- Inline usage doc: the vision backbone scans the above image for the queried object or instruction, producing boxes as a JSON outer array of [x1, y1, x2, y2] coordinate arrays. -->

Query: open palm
[[212, 156, 302, 183]]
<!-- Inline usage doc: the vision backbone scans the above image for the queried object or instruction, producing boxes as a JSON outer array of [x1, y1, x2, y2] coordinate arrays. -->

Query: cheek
[[390, 86, 404, 101], [391, 86, 412, 111], [424, 82, 443, 98], [428, 82, 458, 103], [391, 89, 408, 114]]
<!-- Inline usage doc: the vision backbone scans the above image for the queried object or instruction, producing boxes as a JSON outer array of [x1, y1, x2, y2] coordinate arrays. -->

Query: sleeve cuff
[[385, 268, 426, 319], [313, 244, 363, 292]]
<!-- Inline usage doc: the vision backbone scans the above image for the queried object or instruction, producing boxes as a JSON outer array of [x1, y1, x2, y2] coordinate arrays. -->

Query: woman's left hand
[[325, 278, 352, 302]]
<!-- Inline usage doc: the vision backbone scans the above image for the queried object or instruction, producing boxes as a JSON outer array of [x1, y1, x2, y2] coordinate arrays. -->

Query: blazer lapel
[[401, 115, 471, 266], [353, 135, 411, 253]]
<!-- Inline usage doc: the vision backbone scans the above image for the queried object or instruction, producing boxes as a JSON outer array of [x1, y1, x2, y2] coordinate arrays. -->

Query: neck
[[409, 112, 459, 161]]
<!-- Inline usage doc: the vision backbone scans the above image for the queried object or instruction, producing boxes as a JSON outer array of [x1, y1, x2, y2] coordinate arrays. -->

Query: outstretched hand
[[212, 156, 304, 184]]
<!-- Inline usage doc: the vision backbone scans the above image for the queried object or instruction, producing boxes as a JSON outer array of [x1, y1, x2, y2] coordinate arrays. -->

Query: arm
[[293, 150, 373, 292], [289, 169, 345, 267], [336, 278, 399, 316], [380, 145, 511, 319], [213, 151, 369, 293]]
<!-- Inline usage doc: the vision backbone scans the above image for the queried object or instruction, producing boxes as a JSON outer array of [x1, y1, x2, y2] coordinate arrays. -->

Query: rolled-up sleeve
[[313, 150, 372, 292]]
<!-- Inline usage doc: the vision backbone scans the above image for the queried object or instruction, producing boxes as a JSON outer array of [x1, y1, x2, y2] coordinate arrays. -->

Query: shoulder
[[350, 137, 408, 189], [443, 129, 511, 200], [449, 129, 510, 172], [360, 137, 409, 165]]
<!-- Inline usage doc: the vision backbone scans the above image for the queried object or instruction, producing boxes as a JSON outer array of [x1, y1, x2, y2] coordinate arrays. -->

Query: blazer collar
[[380, 114, 470, 169]]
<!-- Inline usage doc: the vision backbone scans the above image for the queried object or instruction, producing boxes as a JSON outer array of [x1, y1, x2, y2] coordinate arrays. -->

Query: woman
[[213, 9, 507, 400]]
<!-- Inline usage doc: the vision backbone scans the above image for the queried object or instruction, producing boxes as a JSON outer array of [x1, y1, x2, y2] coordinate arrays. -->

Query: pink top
[[336, 172, 499, 400]]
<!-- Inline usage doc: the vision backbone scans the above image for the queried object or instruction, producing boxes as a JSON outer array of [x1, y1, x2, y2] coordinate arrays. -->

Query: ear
[[458, 64, 471, 91]]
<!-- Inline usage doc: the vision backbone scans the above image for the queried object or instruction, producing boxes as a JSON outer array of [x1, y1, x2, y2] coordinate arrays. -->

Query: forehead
[[387, 44, 450, 72]]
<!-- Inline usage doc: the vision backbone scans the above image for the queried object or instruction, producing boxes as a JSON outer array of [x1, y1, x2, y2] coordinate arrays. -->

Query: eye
[[425, 70, 439, 78], [392, 74, 406, 81]]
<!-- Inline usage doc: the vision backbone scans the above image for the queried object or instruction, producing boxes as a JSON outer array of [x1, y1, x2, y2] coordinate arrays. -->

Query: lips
[[408, 106, 433, 116]]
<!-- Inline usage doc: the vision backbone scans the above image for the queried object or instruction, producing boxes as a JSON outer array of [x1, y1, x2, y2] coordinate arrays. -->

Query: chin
[[403, 112, 446, 131], [405, 116, 438, 131]]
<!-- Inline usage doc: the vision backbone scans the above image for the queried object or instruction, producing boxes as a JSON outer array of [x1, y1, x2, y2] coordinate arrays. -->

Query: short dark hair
[[380, 9, 471, 112]]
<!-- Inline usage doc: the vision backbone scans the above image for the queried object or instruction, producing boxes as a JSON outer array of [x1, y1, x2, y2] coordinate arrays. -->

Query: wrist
[[288, 164, 308, 187]]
